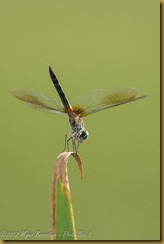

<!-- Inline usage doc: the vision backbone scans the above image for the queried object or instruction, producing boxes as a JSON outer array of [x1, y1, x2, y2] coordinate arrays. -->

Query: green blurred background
[[0, 0, 159, 240]]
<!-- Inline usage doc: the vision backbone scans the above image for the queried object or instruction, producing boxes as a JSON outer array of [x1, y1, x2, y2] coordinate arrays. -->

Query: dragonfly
[[12, 67, 146, 153]]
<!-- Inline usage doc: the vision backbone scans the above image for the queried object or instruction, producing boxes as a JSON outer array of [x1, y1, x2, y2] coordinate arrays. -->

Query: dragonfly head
[[79, 130, 89, 143]]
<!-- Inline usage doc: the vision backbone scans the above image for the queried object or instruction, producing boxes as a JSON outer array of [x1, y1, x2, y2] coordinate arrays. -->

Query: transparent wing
[[11, 89, 66, 114], [71, 87, 146, 117]]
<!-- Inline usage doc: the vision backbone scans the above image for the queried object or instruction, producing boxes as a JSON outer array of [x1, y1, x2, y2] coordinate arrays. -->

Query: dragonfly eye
[[79, 130, 89, 143]]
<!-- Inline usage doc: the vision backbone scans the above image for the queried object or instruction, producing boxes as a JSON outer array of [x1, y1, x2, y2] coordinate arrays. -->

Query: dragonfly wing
[[12, 89, 66, 114], [71, 87, 146, 117]]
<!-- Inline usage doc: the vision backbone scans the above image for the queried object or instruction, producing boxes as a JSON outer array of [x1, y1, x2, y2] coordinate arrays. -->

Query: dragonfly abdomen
[[49, 66, 72, 115]]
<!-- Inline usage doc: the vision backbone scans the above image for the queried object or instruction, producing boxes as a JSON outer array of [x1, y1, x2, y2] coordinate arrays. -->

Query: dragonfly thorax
[[69, 115, 89, 143], [69, 115, 84, 132]]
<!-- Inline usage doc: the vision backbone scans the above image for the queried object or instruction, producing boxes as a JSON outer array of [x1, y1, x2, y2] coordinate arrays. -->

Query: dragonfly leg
[[62, 134, 68, 152], [62, 133, 79, 153], [77, 140, 80, 153], [71, 137, 79, 154], [72, 138, 76, 153], [62, 133, 73, 152], [62, 134, 70, 152]]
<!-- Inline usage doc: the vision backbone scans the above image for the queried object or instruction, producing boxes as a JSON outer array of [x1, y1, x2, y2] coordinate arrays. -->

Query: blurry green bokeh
[[0, 0, 159, 240]]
